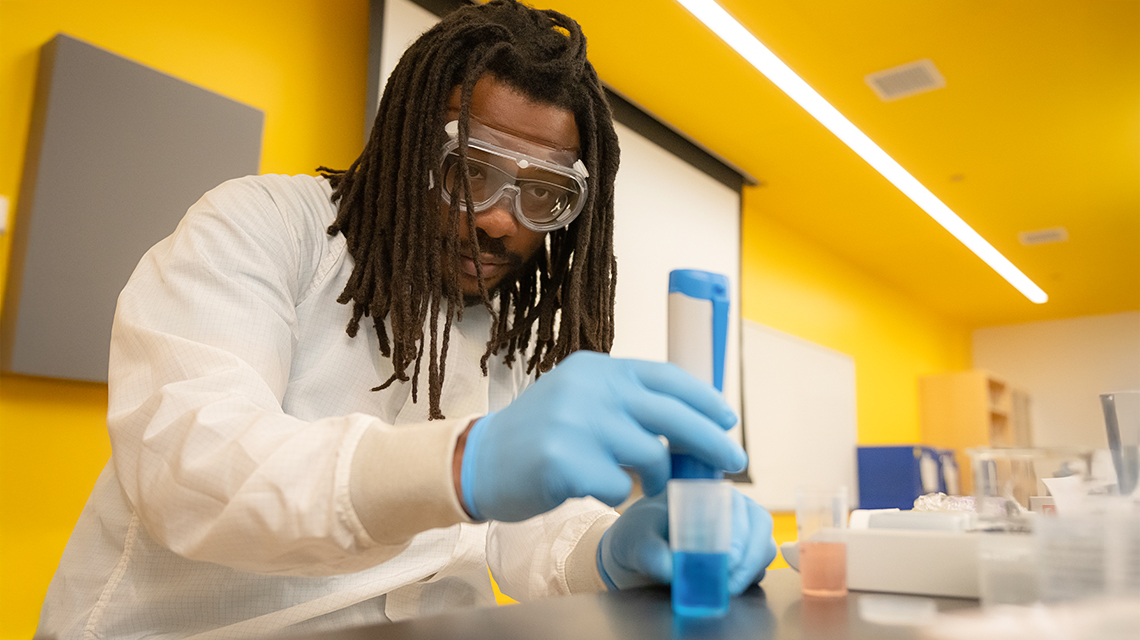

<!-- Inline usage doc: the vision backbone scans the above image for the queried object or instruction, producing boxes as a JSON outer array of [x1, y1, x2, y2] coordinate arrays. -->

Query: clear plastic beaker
[[668, 479, 732, 617], [796, 486, 848, 597], [1101, 390, 1140, 496], [967, 447, 1094, 530]]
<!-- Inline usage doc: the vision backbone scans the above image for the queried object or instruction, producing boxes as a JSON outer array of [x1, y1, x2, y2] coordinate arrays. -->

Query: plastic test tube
[[666, 269, 733, 617]]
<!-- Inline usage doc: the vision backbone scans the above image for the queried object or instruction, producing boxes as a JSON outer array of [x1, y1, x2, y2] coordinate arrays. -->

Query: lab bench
[[290, 568, 979, 640]]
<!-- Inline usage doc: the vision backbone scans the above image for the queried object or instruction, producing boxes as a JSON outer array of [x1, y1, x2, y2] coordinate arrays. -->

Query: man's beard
[[463, 290, 497, 307]]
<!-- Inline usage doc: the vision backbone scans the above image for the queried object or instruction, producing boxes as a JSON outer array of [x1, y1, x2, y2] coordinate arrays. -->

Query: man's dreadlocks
[[318, 0, 620, 419]]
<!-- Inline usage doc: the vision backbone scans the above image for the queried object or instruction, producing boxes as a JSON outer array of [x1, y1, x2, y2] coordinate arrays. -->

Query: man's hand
[[597, 490, 777, 593], [457, 351, 745, 522]]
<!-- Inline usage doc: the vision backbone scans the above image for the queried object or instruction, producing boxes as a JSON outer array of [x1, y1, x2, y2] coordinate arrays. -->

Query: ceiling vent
[[866, 59, 945, 101], [1019, 227, 1069, 246]]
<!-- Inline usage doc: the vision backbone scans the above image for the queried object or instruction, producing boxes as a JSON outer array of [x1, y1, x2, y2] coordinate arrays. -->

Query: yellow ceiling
[[538, 0, 1139, 327]]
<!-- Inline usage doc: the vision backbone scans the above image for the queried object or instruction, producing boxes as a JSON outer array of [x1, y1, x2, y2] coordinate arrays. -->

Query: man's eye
[[522, 182, 562, 202], [526, 185, 552, 200], [465, 164, 486, 181]]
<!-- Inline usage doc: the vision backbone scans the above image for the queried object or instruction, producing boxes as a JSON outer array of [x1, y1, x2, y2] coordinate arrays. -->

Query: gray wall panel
[[1, 34, 263, 382]]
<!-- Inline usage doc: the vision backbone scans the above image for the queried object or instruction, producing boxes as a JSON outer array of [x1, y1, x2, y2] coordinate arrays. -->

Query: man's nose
[[473, 195, 520, 239]]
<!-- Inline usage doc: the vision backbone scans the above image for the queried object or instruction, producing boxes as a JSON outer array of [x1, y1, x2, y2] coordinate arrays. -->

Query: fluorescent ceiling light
[[676, 0, 1048, 304]]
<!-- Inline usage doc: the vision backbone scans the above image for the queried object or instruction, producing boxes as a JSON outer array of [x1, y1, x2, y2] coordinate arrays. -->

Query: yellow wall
[[0, 1, 368, 636], [742, 191, 973, 446], [0, 376, 111, 636], [742, 189, 972, 562], [0, 0, 369, 308], [0, 0, 972, 635]]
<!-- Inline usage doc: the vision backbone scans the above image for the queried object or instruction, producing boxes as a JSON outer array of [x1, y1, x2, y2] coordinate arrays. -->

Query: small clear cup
[[668, 480, 733, 617], [796, 486, 848, 597]]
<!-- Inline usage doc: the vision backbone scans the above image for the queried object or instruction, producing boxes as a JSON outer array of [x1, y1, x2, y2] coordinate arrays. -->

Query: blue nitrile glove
[[726, 490, 778, 592], [597, 489, 778, 593], [597, 492, 671, 589], [460, 351, 745, 523]]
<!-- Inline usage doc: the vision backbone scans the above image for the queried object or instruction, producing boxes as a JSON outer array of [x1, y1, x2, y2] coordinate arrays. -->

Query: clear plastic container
[[668, 479, 732, 617], [1101, 390, 1140, 497], [796, 486, 848, 597], [1036, 498, 1140, 604], [977, 532, 1039, 607], [967, 447, 1094, 531]]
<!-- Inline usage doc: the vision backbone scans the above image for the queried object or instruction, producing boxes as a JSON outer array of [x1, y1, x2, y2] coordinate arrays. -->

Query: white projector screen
[[371, 0, 745, 426], [737, 320, 859, 510], [607, 121, 742, 423]]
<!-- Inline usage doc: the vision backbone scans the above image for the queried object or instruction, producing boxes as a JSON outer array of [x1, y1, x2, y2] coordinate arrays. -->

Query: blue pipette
[[667, 269, 732, 617], [667, 269, 730, 479]]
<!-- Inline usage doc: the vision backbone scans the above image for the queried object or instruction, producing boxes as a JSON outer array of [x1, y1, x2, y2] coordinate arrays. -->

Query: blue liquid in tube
[[672, 550, 729, 617]]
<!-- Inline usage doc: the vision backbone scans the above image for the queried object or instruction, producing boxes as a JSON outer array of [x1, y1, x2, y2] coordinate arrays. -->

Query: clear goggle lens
[[439, 121, 588, 232]]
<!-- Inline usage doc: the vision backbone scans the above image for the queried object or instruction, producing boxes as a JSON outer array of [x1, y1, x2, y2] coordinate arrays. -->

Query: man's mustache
[[456, 230, 524, 268]]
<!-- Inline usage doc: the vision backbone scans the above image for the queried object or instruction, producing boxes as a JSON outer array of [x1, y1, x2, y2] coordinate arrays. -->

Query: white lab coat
[[36, 174, 616, 639]]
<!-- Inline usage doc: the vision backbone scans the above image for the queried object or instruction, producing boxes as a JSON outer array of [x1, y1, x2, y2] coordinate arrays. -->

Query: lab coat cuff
[[565, 512, 618, 594], [349, 414, 481, 547]]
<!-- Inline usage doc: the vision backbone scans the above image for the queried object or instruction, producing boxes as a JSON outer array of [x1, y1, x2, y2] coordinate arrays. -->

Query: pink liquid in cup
[[800, 540, 847, 597]]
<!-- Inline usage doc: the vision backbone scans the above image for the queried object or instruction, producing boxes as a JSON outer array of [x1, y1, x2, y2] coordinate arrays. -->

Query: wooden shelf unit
[[918, 370, 1032, 495]]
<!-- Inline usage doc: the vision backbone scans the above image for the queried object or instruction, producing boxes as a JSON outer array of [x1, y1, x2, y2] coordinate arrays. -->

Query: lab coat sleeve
[[107, 175, 472, 576], [487, 498, 618, 600]]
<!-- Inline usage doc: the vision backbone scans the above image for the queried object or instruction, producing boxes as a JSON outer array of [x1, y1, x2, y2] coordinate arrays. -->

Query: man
[[36, 1, 776, 637]]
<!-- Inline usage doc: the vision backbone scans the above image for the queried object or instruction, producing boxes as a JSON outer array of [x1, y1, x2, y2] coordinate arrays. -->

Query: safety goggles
[[439, 119, 589, 232]]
